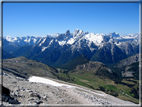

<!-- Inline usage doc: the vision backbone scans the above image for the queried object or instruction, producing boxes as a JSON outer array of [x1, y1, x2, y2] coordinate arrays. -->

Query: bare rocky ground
[[0, 73, 139, 106]]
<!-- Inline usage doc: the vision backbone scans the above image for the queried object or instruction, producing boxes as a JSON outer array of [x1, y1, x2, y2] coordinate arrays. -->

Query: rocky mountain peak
[[109, 32, 120, 38], [65, 30, 70, 35], [2, 29, 139, 68], [73, 29, 83, 37]]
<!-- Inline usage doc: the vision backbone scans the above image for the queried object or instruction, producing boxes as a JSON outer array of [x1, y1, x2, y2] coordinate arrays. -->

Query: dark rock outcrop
[[1, 85, 20, 104]]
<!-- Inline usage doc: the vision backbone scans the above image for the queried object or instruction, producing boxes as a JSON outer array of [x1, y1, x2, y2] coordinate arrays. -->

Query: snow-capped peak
[[73, 29, 79, 36], [47, 33, 59, 37], [6, 36, 18, 42], [4, 35, 44, 46], [4, 30, 139, 51], [84, 33, 104, 46], [73, 29, 83, 37], [109, 32, 120, 38]]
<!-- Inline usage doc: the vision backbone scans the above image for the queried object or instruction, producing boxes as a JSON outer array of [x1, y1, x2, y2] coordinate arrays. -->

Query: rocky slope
[[2, 50, 14, 59], [2, 56, 58, 79], [113, 54, 139, 68], [2, 39, 21, 55], [71, 61, 118, 80], [0, 73, 138, 106], [112, 54, 140, 79]]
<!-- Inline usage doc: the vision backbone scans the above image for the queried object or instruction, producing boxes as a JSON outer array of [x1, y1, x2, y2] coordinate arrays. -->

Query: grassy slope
[[55, 68, 139, 104], [55, 60, 139, 104]]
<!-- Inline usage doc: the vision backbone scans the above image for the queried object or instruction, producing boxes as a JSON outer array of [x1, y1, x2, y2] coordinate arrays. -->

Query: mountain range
[[2, 29, 139, 67]]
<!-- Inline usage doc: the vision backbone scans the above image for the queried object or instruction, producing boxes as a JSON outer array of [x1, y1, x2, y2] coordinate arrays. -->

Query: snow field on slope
[[84, 33, 103, 46], [6, 36, 18, 42], [28, 76, 74, 88], [58, 40, 66, 46], [39, 38, 46, 46], [67, 38, 75, 45], [42, 47, 48, 52]]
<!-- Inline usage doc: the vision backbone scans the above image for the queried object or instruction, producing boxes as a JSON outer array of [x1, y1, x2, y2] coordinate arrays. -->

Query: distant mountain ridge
[[2, 29, 139, 67], [3, 29, 139, 47], [111, 54, 140, 79]]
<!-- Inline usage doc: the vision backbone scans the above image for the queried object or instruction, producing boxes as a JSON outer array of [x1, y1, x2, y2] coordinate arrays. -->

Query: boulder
[[1, 85, 20, 104], [30, 92, 41, 99]]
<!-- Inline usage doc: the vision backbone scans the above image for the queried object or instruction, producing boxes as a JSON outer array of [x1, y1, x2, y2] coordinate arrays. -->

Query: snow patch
[[28, 76, 74, 88], [42, 47, 48, 52], [84, 33, 103, 46], [115, 42, 122, 46], [49, 39, 53, 45], [90, 48, 95, 52], [24, 38, 31, 43], [33, 38, 37, 43], [67, 38, 75, 44], [39, 38, 46, 46], [28, 38, 31, 42], [24, 38, 28, 42], [58, 40, 66, 46]]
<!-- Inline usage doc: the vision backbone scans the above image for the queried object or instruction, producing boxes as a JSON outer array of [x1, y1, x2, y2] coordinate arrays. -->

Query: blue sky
[[3, 2, 139, 37]]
